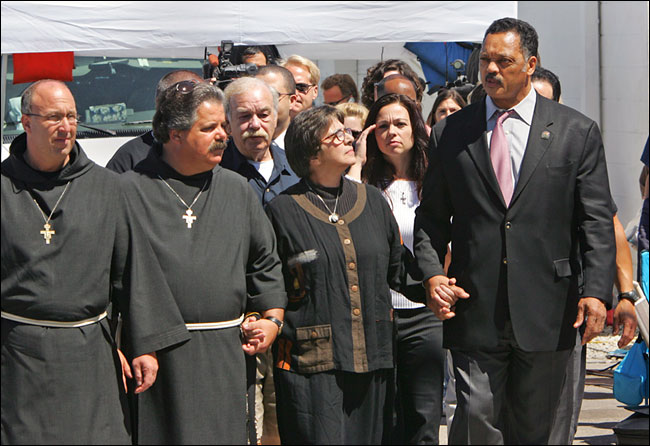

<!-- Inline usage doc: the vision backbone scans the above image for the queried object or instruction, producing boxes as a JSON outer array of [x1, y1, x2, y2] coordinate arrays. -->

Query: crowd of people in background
[[2, 16, 647, 446]]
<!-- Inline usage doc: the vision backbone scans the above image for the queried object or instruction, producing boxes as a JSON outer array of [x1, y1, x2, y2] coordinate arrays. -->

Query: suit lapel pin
[[541, 130, 551, 140]]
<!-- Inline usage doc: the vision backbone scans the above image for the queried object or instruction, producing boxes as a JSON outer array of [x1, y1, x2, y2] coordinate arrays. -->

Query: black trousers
[[449, 321, 571, 445], [393, 307, 445, 445], [548, 330, 585, 444], [275, 368, 392, 445]]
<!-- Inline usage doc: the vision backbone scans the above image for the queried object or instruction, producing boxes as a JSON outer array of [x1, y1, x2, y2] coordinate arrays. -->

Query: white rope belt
[[185, 314, 244, 331], [1, 310, 108, 328]]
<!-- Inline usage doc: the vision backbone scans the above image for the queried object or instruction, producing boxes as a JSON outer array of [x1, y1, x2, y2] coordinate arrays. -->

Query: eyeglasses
[[321, 127, 353, 144], [325, 95, 351, 106], [278, 92, 294, 100], [25, 112, 81, 125], [295, 83, 315, 94], [174, 79, 200, 94]]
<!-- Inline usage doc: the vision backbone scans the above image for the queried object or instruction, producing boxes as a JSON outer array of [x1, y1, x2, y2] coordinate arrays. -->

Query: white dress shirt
[[485, 87, 537, 188]]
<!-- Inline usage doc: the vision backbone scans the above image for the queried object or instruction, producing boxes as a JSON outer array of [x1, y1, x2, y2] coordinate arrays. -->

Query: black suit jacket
[[414, 93, 616, 352]]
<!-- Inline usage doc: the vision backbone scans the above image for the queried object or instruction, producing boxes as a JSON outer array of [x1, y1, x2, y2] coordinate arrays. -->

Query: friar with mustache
[[119, 80, 287, 444]]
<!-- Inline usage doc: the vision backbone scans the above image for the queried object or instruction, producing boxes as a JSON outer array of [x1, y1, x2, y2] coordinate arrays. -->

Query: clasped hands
[[424, 275, 470, 320], [241, 312, 283, 356], [425, 274, 629, 348]]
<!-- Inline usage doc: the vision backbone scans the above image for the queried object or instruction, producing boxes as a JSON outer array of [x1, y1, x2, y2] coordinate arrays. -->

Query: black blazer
[[414, 93, 616, 352]]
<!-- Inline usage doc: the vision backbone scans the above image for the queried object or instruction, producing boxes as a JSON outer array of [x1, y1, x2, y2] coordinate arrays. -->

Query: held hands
[[424, 275, 470, 320], [117, 349, 159, 394], [574, 297, 607, 345], [241, 316, 280, 356]]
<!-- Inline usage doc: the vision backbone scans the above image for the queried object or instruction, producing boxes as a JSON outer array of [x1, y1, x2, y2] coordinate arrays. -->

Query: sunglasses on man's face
[[295, 83, 315, 94], [325, 95, 352, 106]]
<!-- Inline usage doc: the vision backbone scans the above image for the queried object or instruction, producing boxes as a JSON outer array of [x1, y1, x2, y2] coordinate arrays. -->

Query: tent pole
[[1, 54, 7, 150]]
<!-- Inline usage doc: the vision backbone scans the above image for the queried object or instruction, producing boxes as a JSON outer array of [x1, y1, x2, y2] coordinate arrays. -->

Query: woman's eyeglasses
[[321, 128, 353, 144]]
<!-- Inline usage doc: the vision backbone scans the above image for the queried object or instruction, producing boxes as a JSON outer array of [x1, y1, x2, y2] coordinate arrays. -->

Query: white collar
[[485, 86, 537, 126]]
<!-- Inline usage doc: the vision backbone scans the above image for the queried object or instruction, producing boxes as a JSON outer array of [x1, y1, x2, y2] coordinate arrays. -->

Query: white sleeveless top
[[382, 180, 425, 309]]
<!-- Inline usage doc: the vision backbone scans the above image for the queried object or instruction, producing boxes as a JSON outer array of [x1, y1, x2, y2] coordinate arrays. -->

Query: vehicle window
[[3, 55, 203, 143]]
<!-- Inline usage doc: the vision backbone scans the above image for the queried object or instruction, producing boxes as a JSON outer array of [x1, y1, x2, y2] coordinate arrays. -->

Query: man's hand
[[131, 352, 159, 394], [424, 275, 470, 320], [241, 309, 283, 356], [117, 348, 132, 393], [241, 315, 267, 355], [613, 298, 638, 348], [574, 297, 607, 345]]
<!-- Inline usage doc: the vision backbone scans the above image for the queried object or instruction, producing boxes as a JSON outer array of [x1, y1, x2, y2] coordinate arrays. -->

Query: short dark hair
[[532, 66, 562, 102], [428, 88, 467, 125], [233, 46, 267, 65], [485, 17, 539, 61], [362, 94, 429, 196], [242, 46, 263, 58], [285, 105, 344, 178], [321, 74, 359, 103], [153, 82, 224, 143], [360, 59, 425, 109], [256, 65, 296, 94], [375, 74, 417, 102]]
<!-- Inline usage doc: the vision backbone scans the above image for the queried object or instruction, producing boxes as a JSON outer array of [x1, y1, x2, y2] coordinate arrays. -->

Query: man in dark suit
[[414, 18, 616, 444]]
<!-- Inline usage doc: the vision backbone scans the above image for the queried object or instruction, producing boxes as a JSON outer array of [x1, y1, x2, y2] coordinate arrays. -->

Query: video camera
[[203, 40, 258, 88], [444, 59, 475, 100]]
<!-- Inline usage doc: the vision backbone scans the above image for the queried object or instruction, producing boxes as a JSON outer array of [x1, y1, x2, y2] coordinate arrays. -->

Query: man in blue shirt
[[221, 77, 298, 205]]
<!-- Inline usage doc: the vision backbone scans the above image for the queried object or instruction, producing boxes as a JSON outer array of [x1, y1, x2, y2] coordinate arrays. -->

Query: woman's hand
[[346, 124, 376, 181]]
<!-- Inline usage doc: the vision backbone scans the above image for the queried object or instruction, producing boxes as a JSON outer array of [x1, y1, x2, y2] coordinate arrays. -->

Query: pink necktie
[[490, 110, 515, 206]]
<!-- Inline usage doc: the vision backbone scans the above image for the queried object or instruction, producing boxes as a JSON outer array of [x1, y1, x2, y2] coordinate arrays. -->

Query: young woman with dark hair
[[361, 93, 446, 444]]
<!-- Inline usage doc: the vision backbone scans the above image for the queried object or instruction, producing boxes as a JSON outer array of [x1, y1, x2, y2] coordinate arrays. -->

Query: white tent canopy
[[0, 0, 517, 163], [1, 1, 517, 59]]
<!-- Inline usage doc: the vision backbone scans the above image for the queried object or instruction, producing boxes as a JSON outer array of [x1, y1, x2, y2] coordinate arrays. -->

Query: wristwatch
[[264, 316, 284, 334], [618, 290, 640, 303]]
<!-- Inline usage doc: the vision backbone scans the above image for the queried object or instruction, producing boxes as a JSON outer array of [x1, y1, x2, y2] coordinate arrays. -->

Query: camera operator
[[204, 41, 259, 89], [233, 45, 280, 67]]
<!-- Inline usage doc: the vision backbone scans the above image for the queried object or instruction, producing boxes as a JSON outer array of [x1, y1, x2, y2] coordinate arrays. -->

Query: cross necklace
[[30, 181, 71, 245], [307, 183, 341, 223], [158, 175, 208, 228]]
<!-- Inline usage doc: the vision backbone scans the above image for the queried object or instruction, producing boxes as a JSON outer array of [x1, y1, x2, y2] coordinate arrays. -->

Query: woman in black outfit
[[266, 105, 403, 444]]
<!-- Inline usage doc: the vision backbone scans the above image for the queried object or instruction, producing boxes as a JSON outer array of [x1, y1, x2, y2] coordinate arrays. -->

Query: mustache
[[242, 129, 269, 141], [485, 73, 502, 85], [208, 139, 227, 153]]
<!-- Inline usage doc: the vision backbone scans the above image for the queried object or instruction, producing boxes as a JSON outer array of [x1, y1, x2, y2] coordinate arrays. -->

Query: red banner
[[13, 52, 74, 84]]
